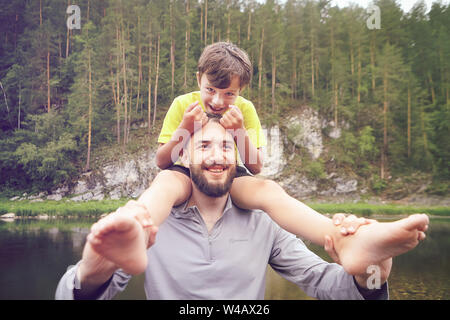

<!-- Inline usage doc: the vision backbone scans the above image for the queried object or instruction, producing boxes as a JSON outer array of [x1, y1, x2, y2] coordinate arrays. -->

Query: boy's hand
[[220, 105, 244, 130], [179, 101, 208, 134], [332, 213, 374, 235]]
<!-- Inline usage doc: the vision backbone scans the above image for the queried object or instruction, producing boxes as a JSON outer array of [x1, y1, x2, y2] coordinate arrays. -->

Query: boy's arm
[[220, 105, 263, 174]]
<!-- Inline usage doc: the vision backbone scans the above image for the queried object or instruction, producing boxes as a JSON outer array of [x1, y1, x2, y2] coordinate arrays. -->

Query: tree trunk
[[350, 34, 355, 98], [121, 20, 128, 145], [227, 0, 231, 42], [381, 68, 388, 180], [66, 0, 71, 58], [204, 0, 208, 45], [271, 51, 276, 113], [200, 1, 203, 44], [407, 84, 411, 158], [136, 15, 142, 117], [39, 0, 42, 26], [183, 0, 190, 88], [86, 49, 93, 171], [310, 24, 315, 98], [247, 7, 251, 41], [170, 0, 175, 99], [148, 22, 152, 133], [370, 33, 376, 92], [153, 33, 160, 127], [428, 73, 436, 104], [258, 27, 264, 109], [115, 26, 121, 145], [47, 50, 50, 112], [357, 39, 361, 103]]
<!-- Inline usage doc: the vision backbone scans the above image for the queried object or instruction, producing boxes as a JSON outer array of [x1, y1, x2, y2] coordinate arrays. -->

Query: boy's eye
[[226, 92, 235, 97], [206, 87, 215, 93]]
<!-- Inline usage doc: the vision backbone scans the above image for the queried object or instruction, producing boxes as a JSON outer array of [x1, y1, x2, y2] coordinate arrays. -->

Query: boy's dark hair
[[198, 42, 252, 89]]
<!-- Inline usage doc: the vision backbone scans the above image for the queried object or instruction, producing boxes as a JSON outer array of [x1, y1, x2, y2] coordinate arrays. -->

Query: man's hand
[[331, 213, 374, 235], [324, 215, 393, 290], [220, 105, 244, 131], [179, 101, 208, 134]]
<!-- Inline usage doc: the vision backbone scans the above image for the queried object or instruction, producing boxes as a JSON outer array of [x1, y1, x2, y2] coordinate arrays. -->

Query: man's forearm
[[74, 244, 118, 299]]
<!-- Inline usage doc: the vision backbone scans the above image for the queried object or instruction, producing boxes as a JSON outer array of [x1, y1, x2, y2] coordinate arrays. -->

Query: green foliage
[[371, 174, 388, 195], [0, 0, 448, 196]]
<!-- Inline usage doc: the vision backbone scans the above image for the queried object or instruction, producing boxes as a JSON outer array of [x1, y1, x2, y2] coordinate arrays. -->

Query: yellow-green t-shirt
[[158, 91, 266, 166]]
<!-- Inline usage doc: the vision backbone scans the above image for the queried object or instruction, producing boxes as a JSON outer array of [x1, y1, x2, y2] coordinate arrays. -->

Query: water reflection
[[0, 218, 449, 300]]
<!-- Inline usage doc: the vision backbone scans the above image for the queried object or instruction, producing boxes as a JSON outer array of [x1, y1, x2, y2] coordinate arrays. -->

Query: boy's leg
[[136, 169, 192, 227], [230, 176, 336, 246], [230, 176, 429, 275], [87, 201, 158, 275]]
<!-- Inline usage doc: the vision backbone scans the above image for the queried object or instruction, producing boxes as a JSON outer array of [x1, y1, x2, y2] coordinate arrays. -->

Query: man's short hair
[[198, 42, 252, 89]]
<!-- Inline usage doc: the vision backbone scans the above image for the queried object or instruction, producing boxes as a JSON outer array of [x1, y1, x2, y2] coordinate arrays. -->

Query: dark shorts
[[168, 164, 251, 178]]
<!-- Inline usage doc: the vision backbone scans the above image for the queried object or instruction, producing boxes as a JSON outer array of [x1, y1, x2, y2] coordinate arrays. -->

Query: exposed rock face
[[287, 108, 323, 160], [23, 105, 371, 202], [260, 125, 286, 178], [46, 149, 159, 201]]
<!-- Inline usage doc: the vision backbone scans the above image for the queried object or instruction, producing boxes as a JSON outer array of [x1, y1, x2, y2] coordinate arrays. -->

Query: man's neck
[[188, 185, 229, 232]]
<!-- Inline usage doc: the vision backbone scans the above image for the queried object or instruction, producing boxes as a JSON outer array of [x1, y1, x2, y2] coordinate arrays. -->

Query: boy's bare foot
[[87, 211, 157, 275], [330, 214, 429, 275]]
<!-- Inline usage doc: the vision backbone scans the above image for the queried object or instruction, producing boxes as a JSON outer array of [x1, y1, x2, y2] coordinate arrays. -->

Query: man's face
[[186, 121, 237, 198], [197, 73, 241, 115]]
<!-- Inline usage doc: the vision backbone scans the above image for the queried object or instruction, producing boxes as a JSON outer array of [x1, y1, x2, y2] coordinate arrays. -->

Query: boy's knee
[[154, 169, 190, 187], [259, 179, 283, 193]]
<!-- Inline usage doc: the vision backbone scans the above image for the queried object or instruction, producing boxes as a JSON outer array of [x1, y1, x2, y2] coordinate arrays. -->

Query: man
[[55, 116, 429, 300]]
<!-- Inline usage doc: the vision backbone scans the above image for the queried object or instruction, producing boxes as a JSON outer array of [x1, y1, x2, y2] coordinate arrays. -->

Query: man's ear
[[179, 148, 189, 168]]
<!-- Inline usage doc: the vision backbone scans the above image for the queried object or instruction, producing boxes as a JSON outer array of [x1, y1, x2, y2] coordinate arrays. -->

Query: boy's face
[[197, 73, 241, 115]]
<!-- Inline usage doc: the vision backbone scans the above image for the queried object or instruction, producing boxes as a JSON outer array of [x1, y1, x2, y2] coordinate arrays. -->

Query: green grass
[[0, 198, 127, 217], [307, 202, 450, 217], [0, 198, 448, 218]]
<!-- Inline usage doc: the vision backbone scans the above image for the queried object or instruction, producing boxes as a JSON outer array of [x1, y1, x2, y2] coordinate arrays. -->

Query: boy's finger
[[332, 213, 346, 226], [185, 101, 200, 113]]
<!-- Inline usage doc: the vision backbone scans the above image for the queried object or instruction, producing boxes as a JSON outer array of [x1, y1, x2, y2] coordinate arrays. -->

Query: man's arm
[[55, 245, 131, 300], [269, 226, 389, 300]]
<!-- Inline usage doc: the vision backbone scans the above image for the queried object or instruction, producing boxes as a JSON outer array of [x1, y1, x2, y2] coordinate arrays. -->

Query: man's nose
[[206, 145, 225, 164]]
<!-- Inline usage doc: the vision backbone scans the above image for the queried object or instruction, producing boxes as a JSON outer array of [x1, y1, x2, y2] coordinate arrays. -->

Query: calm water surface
[[0, 217, 449, 300]]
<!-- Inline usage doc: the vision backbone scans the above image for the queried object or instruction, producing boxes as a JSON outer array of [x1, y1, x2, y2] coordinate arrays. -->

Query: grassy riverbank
[[0, 198, 127, 218], [307, 202, 450, 217], [0, 198, 449, 218]]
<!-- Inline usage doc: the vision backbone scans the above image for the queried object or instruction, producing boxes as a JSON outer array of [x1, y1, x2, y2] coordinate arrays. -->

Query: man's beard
[[190, 163, 237, 198]]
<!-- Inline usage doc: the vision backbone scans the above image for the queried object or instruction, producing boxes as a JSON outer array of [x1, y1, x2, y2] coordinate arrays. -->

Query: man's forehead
[[192, 123, 234, 144]]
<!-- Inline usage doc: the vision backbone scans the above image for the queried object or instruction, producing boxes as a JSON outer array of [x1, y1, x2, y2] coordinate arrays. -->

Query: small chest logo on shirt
[[229, 238, 249, 243]]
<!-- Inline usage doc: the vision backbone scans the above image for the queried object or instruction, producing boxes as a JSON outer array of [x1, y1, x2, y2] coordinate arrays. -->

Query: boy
[[131, 42, 372, 267]]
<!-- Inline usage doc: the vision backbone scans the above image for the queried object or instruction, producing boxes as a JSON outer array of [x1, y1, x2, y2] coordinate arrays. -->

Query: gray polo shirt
[[55, 196, 388, 300]]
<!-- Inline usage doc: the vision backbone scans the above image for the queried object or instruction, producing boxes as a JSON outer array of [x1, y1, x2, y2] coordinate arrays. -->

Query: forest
[[0, 0, 448, 197]]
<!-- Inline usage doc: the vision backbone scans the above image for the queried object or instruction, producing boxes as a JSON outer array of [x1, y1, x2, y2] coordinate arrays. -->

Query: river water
[[0, 217, 448, 300]]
